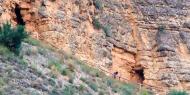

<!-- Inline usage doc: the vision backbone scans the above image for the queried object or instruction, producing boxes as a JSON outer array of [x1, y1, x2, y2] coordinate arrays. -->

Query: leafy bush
[[92, 18, 112, 37], [139, 89, 151, 95], [105, 77, 136, 95], [0, 23, 28, 55], [61, 69, 68, 76], [80, 77, 98, 92], [0, 78, 5, 87], [158, 25, 166, 33], [24, 37, 54, 51], [168, 90, 188, 95], [93, 0, 103, 10], [106, 78, 114, 87], [74, 60, 103, 77], [48, 59, 75, 80], [50, 89, 60, 95], [38, 48, 46, 56], [24, 37, 40, 46], [48, 60, 63, 72], [92, 18, 102, 29], [79, 84, 85, 91], [62, 85, 76, 95], [49, 78, 56, 86], [0, 45, 12, 56], [18, 58, 28, 67], [102, 25, 112, 37], [88, 82, 98, 92], [120, 84, 136, 95]]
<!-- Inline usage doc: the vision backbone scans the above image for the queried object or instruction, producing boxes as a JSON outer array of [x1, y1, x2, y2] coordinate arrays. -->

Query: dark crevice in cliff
[[132, 66, 145, 83], [14, 4, 25, 25]]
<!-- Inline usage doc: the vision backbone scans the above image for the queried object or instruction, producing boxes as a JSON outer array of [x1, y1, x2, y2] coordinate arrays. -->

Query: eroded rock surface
[[0, 0, 190, 94]]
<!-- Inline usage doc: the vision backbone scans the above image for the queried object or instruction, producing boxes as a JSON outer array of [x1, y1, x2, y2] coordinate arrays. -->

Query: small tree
[[92, 18, 102, 29], [0, 23, 28, 55], [168, 90, 188, 95]]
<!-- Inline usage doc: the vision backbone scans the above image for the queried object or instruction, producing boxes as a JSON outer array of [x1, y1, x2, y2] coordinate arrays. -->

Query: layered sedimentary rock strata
[[0, 0, 190, 94]]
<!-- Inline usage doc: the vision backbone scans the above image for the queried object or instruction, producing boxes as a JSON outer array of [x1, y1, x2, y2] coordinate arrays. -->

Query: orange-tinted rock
[[0, 0, 190, 94]]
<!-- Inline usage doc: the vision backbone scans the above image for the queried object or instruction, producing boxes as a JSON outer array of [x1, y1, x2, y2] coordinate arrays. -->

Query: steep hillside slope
[[0, 38, 150, 95], [0, 0, 190, 94]]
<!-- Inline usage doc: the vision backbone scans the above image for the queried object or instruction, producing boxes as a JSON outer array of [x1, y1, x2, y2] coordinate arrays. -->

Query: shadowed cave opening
[[14, 4, 25, 25], [132, 67, 145, 83]]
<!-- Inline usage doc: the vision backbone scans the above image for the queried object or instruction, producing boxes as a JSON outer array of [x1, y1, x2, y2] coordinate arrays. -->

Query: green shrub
[[89, 82, 98, 92], [62, 85, 76, 95], [139, 89, 150, 95], [93, 0, 103, 10], [0, 89, 5, 95], [50, 89, 60, 95], [76, 60, 102, 77], [31, 64, 42, 76], [0, 45, 11, 55], [18, 58, 28, 68], [102, 25, 112, 37], [80, 78, 98, 92], [25, 48, 33, 56], [0, 23, 28, 55], [24, 37, 40, 46], [0, 45, 15, 63], [120, 83, 136, 95], [0, 78, 5, 87], [80, 77, 86, 82], [106, 78, 114, 87], [79, 84, 85, 91], [48, 60, 75, 78], [61, 69, 68, 76], [158, 25, 165, 33], [168, 90, 188, 95], [48, 60, 63, 72], [24, 37, 54, 51], [106, 78, 136, 95], [92, 18, 102, 29], [92, 18, 112, 37], [49, 78, 56, 86], [38, 48, 46, 56]]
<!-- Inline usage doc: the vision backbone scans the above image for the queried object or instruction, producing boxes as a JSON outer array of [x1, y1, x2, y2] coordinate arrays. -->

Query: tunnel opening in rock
[[14, 4, 25, 25], [132, 67, 145, 83]]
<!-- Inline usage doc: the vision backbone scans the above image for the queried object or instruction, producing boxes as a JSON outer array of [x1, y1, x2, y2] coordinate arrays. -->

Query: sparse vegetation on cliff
[[102, 24, 112, 37], [168, 90, 188, 95], [93, 0, 103, 10], [92, 18, 112, 37], [158, 25, 166, 33], [0, 0, 190, 94], [0, 23, 27, 55], [93, 18, 102, 29], [0, 37, 153, 95]]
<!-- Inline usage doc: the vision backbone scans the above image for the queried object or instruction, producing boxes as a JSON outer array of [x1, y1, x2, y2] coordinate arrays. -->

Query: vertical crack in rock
[[14, 4, 25, 25], [124, 0, 143, 82]]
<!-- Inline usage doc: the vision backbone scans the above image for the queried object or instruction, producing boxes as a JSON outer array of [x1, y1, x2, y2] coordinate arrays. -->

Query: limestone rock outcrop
[[0, 0, 190, 94]]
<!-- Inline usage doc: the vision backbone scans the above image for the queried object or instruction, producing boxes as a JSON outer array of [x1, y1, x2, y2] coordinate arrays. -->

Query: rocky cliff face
[[0, 0, 190, 94]]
